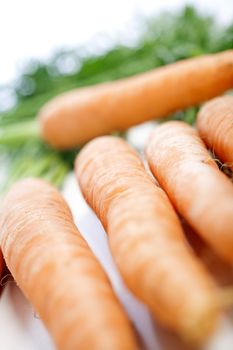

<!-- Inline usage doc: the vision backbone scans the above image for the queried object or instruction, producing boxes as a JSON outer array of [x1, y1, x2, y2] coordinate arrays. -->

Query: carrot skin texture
[[197, 95, 233, 170], [0, 178, 137, 350], [146, 121, 233, 263], [39, 50, 233, 149], [75, 136, 219, 343]]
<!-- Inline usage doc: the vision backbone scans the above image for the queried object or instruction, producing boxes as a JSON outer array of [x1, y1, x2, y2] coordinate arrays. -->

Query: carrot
[[183, 221, 233, 288], [197, 95, 233, 171], [75, 136, 220, 343], [0, 178, 137, 350], [39, 50, 233, 149], [146, 121, 233, 263]]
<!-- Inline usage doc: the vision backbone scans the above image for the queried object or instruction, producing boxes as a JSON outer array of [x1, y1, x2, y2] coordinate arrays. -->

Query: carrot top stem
[[0, 120, 39, 147], [43, 162, 69, 187], [0, 151, 69, 196]]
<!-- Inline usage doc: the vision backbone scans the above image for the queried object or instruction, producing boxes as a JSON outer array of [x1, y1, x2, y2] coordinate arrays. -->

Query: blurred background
[[0, 0, 233, 191]]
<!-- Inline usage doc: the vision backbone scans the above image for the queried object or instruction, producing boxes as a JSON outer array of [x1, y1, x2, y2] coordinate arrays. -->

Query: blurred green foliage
[[0, 6, 233, 192]]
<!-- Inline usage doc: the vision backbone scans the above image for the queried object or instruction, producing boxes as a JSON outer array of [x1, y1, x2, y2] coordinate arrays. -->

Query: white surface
[[1, 173, 233, 349], [0, 284, 55, 350]]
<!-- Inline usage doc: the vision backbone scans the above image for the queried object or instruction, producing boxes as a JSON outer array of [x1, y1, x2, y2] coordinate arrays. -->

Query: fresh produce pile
[[0, 5, 233, 350], [1, 6, 233, 190]]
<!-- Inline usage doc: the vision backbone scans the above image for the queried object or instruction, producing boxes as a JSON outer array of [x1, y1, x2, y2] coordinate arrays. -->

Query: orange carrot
[[146, 121, 233, 263], [197, 95, 233, 171], [0, 178, 137, 350], [75, 136, 219, 343], [183, 221, 233, 288], [39, 50, 233, 149]]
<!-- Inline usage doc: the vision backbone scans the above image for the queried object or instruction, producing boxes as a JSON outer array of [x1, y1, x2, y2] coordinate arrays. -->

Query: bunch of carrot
[[0, 51, 233, 350]]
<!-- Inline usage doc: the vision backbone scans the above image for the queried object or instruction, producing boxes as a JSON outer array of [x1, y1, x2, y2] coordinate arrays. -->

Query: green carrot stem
[[43, 163, 70, 187], [0, 120, 40, 147]]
